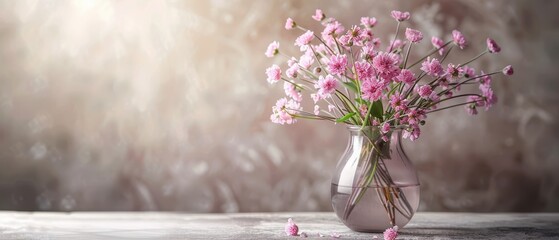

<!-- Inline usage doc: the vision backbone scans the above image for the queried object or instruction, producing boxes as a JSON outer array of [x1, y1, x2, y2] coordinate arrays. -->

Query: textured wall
[[0, 0, 558, 212]]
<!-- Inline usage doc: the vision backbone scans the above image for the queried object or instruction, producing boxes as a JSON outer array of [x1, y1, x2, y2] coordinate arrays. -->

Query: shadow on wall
[[0, 0, 558, 212]]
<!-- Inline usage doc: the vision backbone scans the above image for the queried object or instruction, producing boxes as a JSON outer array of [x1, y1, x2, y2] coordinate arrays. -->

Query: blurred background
[[0, 0, 558, 212]]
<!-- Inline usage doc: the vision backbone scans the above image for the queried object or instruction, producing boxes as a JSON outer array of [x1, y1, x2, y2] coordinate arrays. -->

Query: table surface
[[0, 212, 558, 239]]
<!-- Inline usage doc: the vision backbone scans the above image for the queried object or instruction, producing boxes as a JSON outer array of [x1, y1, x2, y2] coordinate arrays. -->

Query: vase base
[[331, 184, 419, 232]]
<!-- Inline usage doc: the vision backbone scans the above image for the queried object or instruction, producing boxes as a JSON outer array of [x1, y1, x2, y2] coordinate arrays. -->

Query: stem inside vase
[[331, 126, 420, 232]]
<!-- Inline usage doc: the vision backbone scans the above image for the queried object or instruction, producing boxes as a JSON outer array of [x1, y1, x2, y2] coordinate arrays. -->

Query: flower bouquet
[[265, 9, 513, 232]]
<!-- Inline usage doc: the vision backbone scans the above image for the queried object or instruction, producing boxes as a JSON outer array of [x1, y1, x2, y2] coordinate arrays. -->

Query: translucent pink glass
[[331, 126, 420, 232]]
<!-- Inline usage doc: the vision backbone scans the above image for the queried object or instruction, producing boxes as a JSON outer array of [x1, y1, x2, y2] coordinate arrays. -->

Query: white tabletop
[[0, 212, 558, 239]]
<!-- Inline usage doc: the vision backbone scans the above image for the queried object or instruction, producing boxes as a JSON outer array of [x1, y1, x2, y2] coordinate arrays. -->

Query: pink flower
[[358, 28, 374, 45], [466, 95, 485, 115], [391, 10, 410, 21], [361, 79, 382, 101], [444, 90, 453, 97], [295, 30, 315, 51], [314, 75, 338, 98], [321, 20, 345, 45], [381, 122, 390, 134], [462, 65, 476, 78], [287, 57, 297, 67], [354, 60, 375, 81], [416, 85, 433, 99], [381, 135, 389, 142], [299, 54, 315, 69], [431, 36, 445, 55], [469, 95, 485, 107], [266, 64, 281, 84], [403, 126, 421, 141], [383, 226, 399, 240], [395, 69, 416, 84], [478, 71, 492, 87], [372, 52, 400, 80], [403, 109, 425, 125], [285, 18, 296, 30], [357, 28, 371, 44], [484, 88, 497, 110], [503, 65, 514, 76], [420, 57, 443, 76], [284, 82, 302, 102], [313, 44, 327, 55], [389, 93, 408, 112], [452, 30, 467, 49], [349, 25, 364, 40], [286, 64, 298, 78], [271, 98, 301, 125], [405, 28, 423, 43], [328, 54, 348, 76], [312, 9, 325, 21], [429, 92, 440, 102], [466, 104, 478, 115], [360, 17, 377, 28], [476, 75, 497, 111], [338, 34, 353, 47], [265, 41, 279, 58], [387, 39, 405, 52], [371, 37, 382, 47], [284, 218, 299, 236], [438, 76, 450, 89], [486, 38, 501, 53], [361, 44, 376, 61], [359, 104, 368, 117], [341, 33, 357, 47], [446, 64, 462, 80]]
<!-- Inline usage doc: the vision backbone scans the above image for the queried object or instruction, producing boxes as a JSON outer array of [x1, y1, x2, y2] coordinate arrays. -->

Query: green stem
[[336, 90, 364, 123], [349, 47, 364, 105], [361, 101, 375, 128], [280, 77, 308, 91], [438, 71, 500, 96], [402, 43, 413, 69], [403, 72, 426, 100], [311, 34, 336, 58], [458, 50, 488, 67], [426, 93, 482, 108], [388, 22, 401, 53], [426, 100, 478, 114], [407, 41, 452, 69]]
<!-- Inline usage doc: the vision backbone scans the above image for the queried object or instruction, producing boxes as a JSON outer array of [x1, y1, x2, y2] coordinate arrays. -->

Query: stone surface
[[0, 212, 558, 239]]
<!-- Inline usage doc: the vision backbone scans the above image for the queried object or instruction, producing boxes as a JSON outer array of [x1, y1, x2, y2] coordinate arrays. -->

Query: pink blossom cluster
[[285, 218, 299, 236], [264, 9, 513, 141], [383, 226, 399, 240], [284, 218, 341, 238]]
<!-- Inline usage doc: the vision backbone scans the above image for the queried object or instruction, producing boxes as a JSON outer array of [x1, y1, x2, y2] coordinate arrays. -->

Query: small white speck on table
[[0, 212, 558, 239]]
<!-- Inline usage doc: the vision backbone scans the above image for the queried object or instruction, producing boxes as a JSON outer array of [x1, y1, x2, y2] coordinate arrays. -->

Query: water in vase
[[331, 183, 420, 232]]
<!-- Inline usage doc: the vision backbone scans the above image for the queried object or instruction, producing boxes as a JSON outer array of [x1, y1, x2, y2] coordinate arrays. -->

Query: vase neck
[[346, 125, 400, 140], [345, 125, 405, 159]]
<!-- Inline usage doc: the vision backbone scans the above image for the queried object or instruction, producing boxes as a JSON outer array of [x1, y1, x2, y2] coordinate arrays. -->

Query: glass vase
[[331, 125, 420, 232]]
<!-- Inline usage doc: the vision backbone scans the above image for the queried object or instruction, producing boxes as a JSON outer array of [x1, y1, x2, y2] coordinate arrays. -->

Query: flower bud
[[284, 218, 299, 236], [486, 38, 501, 53], [285, 18, 296, 30], [502, 65, 514, 76]]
